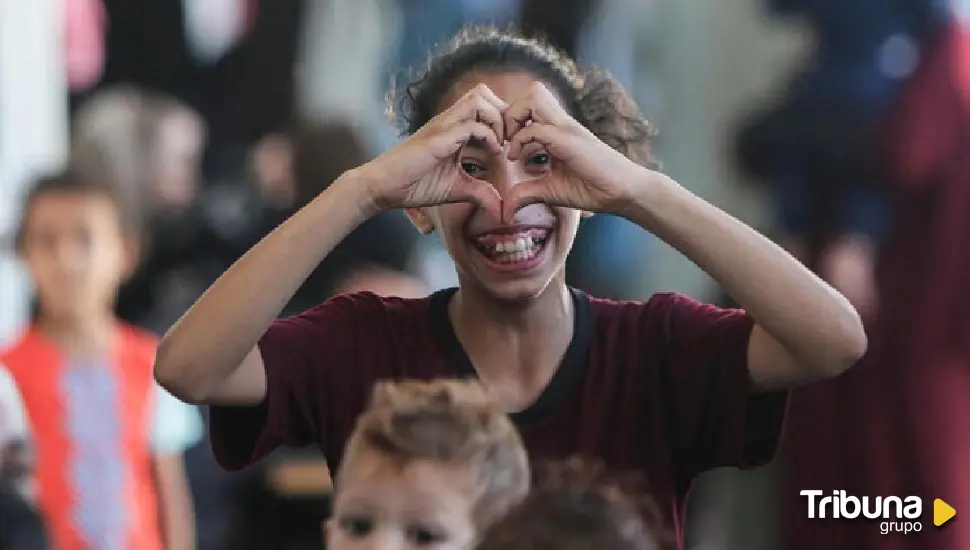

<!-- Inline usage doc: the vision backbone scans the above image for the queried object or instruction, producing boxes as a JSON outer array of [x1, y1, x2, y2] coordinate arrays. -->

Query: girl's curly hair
[[388, 26, 659, 170]]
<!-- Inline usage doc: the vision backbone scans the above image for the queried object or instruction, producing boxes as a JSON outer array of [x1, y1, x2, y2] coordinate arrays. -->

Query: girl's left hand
[[501, 82, 648, 222]]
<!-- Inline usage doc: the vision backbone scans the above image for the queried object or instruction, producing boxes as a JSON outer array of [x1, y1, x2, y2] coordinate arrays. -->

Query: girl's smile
[[471, 225, 552, 273]]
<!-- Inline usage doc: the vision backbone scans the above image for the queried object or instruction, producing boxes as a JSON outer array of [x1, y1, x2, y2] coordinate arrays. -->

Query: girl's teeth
[[484, 235, 543, 263], [492, 236, 534, 254]]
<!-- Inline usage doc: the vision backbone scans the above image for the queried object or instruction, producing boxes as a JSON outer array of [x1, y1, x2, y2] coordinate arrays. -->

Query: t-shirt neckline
[[427, 286, 593, 425]]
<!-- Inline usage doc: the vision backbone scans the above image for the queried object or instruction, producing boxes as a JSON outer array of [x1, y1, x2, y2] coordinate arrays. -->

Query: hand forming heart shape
[[356, 81, 651, 224]]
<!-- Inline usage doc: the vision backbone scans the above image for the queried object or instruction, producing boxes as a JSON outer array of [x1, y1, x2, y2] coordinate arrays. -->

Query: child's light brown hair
[[338, 379, 530, 530], [476, 458, 674, 550], [15, 169, 136, 252]]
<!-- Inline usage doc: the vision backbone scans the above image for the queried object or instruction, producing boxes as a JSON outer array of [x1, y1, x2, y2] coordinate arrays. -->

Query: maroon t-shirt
[[209, 288, 787, 547]]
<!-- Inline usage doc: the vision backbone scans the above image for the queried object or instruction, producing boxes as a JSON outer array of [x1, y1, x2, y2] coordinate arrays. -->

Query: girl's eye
[[338, 515, 374, 537], [526, 152, 550, 167], [407, 525, 445, 545], [461, 161, 486, 177]]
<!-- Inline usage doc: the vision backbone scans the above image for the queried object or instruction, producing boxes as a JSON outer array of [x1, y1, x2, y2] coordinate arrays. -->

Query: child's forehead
[[339, 450, 480, 498], [336, 454, 480, 520], [29, 191, 116, 218], [25, 191, 124, 233]]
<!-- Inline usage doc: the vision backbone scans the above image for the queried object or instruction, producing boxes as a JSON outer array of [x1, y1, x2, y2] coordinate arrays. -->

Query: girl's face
[[411, 70, 582, 304], [328, 450, 478, 550]]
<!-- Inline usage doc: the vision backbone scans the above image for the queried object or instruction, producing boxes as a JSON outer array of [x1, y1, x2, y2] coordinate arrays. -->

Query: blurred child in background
[[327, 379, 530, 550], [0, 368, 49, 550], [250, 122, 427, 308], [477, 459, 671, 550], [0, 171, 202, 550]]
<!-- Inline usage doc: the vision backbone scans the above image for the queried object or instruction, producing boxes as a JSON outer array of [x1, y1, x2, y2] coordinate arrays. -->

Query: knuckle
[[472, 95, 490, 113]]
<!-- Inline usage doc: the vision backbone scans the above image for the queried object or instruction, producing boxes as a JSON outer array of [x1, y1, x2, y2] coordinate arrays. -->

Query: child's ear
[[122, 237, 142, 281], [323, 519, 333, 541], [405, 207, 435, 235]]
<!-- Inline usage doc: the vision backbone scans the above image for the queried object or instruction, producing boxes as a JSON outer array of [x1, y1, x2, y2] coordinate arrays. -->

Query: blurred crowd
[[2, 0, 970, 549]]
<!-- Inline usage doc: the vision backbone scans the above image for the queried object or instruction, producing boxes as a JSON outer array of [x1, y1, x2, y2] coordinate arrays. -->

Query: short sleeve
[[652, 293, 788, 487], [0, 366, 28, 446], [150, 383, 204, 455], [207, 295, 358, 471]]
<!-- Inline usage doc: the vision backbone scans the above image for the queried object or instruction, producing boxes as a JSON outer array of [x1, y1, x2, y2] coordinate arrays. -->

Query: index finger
[[504, 83, 569, 138], [441, 85, 506, 144], [473, 83, 508, 112]]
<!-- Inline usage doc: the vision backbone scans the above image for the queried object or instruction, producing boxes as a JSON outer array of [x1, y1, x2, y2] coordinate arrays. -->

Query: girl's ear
[[405, 207, 435, 234]]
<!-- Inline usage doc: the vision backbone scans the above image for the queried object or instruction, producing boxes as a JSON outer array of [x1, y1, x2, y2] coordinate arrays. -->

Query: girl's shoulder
[[269, 291, 438, 343], [303, 290, 435, 323], [585, 290, 751, 351], [587, 290, 741, 322]]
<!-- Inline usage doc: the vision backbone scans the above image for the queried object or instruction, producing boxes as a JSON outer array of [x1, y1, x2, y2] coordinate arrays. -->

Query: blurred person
[[1, 171, 202, 550], [251, 133, 296, 211], [146, 95, 206, 214], [327, 379, 529, 550], [77, 0, 301, 152], [476, 459, 671, 550], [74, 89, 248, 550], [0, 368, 49, 550], [250, 123, 424, 314], [70, 85, 153, 221], [331, 265, 429, 299], [297, 0, 400, 154], [155, 27, 866, 549], [736, 0, 948, 310], [111, 93, 231, 333], [781, 14, 970, 550]]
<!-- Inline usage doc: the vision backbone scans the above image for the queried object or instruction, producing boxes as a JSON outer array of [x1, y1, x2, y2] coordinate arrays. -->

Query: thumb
[[502, 181, 550, 223], [453, 180, 503, 222]]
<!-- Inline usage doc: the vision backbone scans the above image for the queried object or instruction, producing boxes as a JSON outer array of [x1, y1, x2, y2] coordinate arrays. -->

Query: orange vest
[[1, 325, 163, 550]]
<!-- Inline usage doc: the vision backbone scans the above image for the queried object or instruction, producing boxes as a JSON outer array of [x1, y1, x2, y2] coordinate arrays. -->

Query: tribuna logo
[[801, 490, 924, 534]]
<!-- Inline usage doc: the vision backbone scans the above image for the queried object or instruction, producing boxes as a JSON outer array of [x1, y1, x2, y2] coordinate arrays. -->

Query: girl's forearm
[[155, 171, 375, 401], [623, 172, 866, 374]]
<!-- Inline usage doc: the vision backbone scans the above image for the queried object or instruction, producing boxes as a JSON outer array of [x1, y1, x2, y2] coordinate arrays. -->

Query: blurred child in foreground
[[327, 379, 530, 550], [477, 459, 671, 550], [0, 171, 202, 550]]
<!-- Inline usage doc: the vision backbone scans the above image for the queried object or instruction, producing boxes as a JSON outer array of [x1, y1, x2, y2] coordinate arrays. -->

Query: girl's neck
[[449, 277, 574, 381], [36, 311, 116, 358]]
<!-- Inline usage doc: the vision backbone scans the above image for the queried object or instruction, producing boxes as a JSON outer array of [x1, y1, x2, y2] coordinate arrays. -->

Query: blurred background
[[1, 0, 969, 549]]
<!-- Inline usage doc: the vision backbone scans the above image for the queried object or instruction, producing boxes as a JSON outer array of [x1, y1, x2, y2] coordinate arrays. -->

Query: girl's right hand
[[357, 84, 507, 221]]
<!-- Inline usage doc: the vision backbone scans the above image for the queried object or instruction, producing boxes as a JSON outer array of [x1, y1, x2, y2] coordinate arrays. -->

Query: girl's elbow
[[154, 341, 208, 404], [828, 313, 868, 376]]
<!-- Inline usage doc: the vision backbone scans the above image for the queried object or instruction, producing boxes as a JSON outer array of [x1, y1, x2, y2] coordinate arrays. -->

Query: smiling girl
[[154, 26, 866, 548]]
